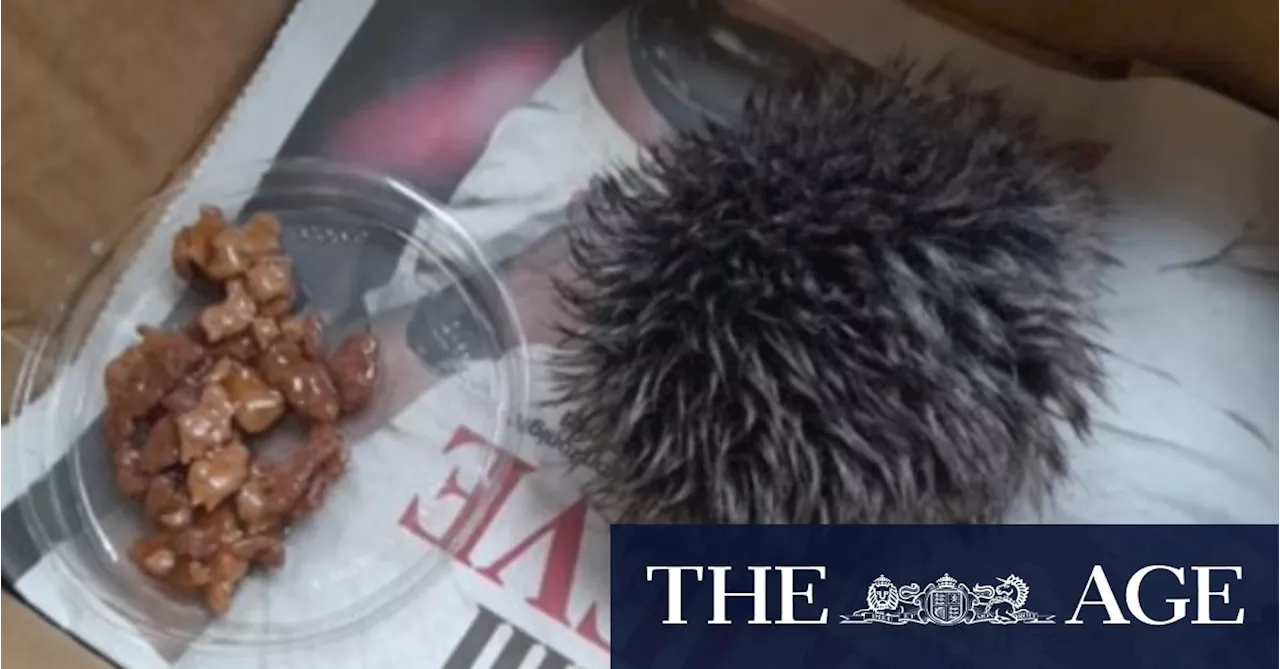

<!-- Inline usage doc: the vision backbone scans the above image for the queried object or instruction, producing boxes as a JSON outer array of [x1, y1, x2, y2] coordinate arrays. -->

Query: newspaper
[[2, 0, 1276, 667]]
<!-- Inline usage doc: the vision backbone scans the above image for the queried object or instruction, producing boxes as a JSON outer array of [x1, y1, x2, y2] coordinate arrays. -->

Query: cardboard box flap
[[2, 593, 110, 668], [0, 0, 293, 413]]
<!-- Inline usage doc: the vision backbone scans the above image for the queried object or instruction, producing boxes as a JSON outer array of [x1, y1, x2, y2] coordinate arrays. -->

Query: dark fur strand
[[552, 61, 1109, 524]]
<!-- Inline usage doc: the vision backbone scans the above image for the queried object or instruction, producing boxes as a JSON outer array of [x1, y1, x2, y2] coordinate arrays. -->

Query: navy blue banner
[[611, 525, 1278, 668]]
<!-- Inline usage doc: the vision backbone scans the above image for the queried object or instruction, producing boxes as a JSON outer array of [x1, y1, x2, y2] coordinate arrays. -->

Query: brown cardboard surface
[[3, 593, 110, 668], [907, 0, 1122, 77], [1, 0, 293, 412], [2, 1, 292, 665], [0, 1, 1273, 666], [926, 0, 1278, 112], [4, 154, 212, 662]]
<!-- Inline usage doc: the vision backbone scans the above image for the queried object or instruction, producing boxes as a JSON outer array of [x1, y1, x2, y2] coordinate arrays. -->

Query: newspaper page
[[2, 0, 1275, 667]]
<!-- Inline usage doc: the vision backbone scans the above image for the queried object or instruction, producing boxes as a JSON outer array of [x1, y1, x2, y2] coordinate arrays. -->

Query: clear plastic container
[[4, 159, 529, 651]]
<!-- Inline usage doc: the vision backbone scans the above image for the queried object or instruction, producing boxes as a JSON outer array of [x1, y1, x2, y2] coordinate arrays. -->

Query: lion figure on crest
[[866, 575, 900, 611], [853, 575, 926, 623]]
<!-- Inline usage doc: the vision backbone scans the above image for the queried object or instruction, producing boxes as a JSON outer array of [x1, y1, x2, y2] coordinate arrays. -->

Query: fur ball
[[552, 61, 1109, 524]]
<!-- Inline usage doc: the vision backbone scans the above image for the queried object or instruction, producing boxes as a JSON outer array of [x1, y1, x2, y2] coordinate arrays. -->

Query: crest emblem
[[925, 575, 967, 625], [840, 573, 1054, 626]]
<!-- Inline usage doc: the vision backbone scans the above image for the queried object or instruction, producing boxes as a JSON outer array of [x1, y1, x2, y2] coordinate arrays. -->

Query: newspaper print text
[[399, 425, 610, 653]]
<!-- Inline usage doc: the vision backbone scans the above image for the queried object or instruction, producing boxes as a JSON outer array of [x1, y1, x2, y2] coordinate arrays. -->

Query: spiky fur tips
[[552, 61, 1109, 524]]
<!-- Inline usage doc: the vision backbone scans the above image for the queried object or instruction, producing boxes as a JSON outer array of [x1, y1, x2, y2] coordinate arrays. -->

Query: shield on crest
[[926, 589, 968, 625]]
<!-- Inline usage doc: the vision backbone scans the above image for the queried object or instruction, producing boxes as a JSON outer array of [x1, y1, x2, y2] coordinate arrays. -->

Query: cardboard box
[[928, 0, 1278, 113], [1, 2, 292, 666], [0, 0, 293, 414], [1, 1, 1272, 666], [2, 594, 110, 668]]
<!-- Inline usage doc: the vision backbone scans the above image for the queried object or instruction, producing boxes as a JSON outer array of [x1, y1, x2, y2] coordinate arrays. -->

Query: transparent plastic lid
[[5, 159, 529, 651]]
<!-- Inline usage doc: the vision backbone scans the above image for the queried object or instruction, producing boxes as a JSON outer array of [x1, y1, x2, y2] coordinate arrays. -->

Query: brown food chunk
[[245, 256, 295, 316], [205, 547, 252, 615], [234, 490, 282, 536], [161, 375, 205, 415], [204, 357, 239, 385], [235, 424, 348, 529], [281, 362, 340, 423], [171, 206, 227, 280], [209, 548, 250, 584], [204, 239, 251, 281], [103, 409, 137, 452], [234, 473, 300, 532], [250, 317, 281, 351], [290, 426, 349, 520], [139, 327, 206, 376], [204, 577, 243, 615], [217, 360, 286, 434], [328, 332, 380, 413], [310, 423, 349, 468], [172, 506, 243, 560], [104, 347, 149, 414], [113, 448, 150, 499], [258, 341, 339, 423], [183, 319, 209, 344], [209, 332, 258, 363], [131, 534, 178, 579], [162, 356, 217, 415], [104, 328, 205, 419], [144, 473, 193, 530], [176, 384, 236, 463], [240, 214, 283, 252], [168, 558, 213, 590], [118, 205, 382, 615], [257, 338, 300, 384], [205, 580, 234, 614], [294, 472, 335, 521], [142, 549, 177, 578], [203, 214, 282, 281], [199, 280, 257, 343], [230, 535, 286, 569], [188, 441, 251, 511], [138, 415, 181, 475], [260, 298, 293, 319], [279, 314, 325, 360]]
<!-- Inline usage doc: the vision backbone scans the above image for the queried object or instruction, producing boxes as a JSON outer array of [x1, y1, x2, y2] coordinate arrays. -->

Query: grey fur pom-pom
[[552, 61, 1110, 524]]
